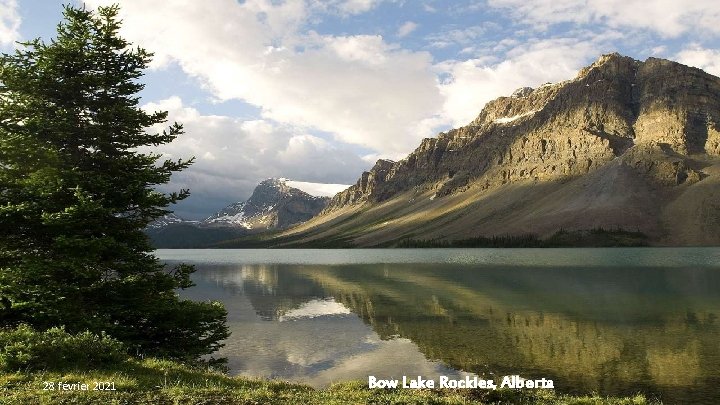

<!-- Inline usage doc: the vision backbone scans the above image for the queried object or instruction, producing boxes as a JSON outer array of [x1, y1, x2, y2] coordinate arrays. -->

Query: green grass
[[1, 357, 659, 404]]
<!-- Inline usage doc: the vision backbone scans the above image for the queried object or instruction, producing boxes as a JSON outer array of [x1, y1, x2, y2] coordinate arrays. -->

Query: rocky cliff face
[[276, 54, 720, 247], [204, 178, 330, 230], [324, 159, 396, 211], [325, 54, 720, 212]]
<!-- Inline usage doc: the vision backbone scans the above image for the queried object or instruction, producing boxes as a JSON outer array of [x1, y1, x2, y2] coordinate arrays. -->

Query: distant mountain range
[[153, 53, 720, 248], [212, 53, 720, 248], [147, 178, 330, 247]]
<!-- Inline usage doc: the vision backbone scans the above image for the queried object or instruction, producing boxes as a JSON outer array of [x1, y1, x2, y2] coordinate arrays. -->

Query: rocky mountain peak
[[322, 159, 396, 211], [321, 53, 720, 216], [245, 178, 293, 209], [511, 86, 534, 98], [576, 52, 638, 79], [204, 178, 330, 229]]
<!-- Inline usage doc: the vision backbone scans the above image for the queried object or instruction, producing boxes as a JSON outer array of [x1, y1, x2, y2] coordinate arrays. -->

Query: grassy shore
[[1, 358, 659, 405]]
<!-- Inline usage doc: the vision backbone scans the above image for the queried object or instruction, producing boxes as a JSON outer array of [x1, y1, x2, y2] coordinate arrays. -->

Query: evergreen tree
[[0, 5, 228, 361]]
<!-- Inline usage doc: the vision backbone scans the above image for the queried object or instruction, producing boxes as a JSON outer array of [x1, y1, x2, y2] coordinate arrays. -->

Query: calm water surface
[[157, 248, 720, 404]]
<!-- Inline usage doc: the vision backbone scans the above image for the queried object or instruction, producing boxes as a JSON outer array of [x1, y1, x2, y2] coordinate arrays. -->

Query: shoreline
[[2, 358, 658, 404]]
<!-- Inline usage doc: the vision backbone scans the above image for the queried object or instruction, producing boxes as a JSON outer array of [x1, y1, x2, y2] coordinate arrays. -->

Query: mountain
[[147, 213, 194, 229], [246, 53, 720, 247], [203, 178, 330, 229], [147, 178, 330, 247]]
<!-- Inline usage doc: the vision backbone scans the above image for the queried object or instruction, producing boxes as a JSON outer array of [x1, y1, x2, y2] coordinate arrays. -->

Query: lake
[[157, 248, 720, 404]]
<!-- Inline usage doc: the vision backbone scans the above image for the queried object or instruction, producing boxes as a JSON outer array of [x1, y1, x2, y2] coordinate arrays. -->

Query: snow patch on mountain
[[147, 213, 198, 229], [493, 110, 538, 124]]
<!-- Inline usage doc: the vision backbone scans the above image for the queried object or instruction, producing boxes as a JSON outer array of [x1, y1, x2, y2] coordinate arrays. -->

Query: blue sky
[[2, 0, 720, 218]]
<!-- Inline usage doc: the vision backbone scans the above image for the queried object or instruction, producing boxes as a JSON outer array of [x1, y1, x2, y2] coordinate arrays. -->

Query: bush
[[0, 324, 126, 371]]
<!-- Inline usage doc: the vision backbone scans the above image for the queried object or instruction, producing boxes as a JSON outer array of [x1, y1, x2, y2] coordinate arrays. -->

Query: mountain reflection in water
[[163, 249, 720, 404]]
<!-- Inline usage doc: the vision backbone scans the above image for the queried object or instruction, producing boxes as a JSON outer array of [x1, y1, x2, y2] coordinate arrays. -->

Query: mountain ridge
[[248, 53, 720, 247], [324, 53, 717, 212]]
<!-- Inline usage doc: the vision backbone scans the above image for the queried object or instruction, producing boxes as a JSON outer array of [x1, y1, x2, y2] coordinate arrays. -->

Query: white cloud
[[423, 3, 437, 13], [397, 21, 418, 38], [650, 46, 667, 56], [310, 0, 383, 16], [676, 45, 720, 77], [335, 0, 379, 15], [142, 97, 368, 218], [436, 39, 600, 127], [83, 0, 638, 161], [425, 25, 494, 49], [286, 180, 350, 197], [84, 0, 444, 156], [80, 1, 656, 216], [0, 0, 20, 46], [488, 0, 720, 38]]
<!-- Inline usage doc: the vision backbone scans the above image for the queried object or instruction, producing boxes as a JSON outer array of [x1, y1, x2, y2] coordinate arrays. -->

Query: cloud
[[425, 24, 496, 49], [436, 38, 601, 127], [0, 0, 20, 46], [78, 0, 661, 218], [142, 97, 368, 219], [310, 0, 384, 16], [333, 0, 380, 15], [84, 0, 444, 156], [675, 45, 720, 77], [82, 1, 638, 160], [397, 21, 418, 37], [286, 181, 350, 197], [487, 0, 720, 38], [422, 3, 437, 13]]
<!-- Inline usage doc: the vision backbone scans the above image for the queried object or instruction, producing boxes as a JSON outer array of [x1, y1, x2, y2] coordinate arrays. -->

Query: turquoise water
[[158, 248, 720, 404]]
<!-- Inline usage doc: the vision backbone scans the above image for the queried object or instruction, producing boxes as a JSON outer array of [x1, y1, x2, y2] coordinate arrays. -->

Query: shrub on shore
[[0, 324, 126, 372]]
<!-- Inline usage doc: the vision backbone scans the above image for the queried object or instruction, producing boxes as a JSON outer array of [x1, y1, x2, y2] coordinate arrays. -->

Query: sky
[[2, 0, 720, 219]]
